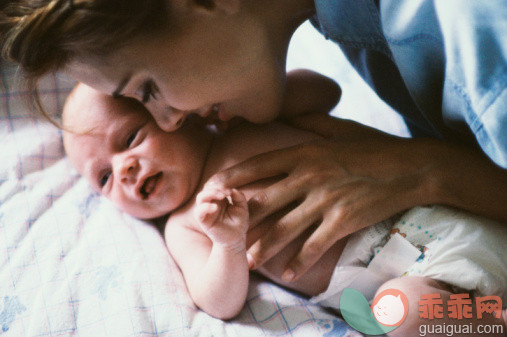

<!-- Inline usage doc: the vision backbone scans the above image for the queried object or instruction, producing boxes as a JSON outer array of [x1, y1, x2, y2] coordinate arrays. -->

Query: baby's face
[[64, 84, 211, 219]]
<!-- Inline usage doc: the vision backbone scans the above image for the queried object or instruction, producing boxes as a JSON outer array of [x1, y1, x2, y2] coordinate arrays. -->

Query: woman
[[1, 0, 505, 282]]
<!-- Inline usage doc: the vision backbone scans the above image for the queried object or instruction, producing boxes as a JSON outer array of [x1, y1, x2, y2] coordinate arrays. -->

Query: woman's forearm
[[289, 113, 507, 221], [416, 138, 507, 222]]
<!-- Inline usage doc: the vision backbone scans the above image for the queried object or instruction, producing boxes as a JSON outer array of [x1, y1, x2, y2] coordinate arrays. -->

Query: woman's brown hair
[[0, 0, 168, 117]]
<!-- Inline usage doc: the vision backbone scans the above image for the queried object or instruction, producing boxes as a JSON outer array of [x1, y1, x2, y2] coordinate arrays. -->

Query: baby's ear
[[192, 0, 239, 15]]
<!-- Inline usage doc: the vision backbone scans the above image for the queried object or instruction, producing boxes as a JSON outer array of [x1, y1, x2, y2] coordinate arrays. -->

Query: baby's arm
[[165, 185, 249, 319], [280, 69, 341, 119]]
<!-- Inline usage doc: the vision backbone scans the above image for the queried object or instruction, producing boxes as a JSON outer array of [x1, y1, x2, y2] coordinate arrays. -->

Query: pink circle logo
[[371, 288, 409, 327]]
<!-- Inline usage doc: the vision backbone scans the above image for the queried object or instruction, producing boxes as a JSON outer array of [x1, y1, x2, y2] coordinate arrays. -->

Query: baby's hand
[[195, 184, 249, 252]]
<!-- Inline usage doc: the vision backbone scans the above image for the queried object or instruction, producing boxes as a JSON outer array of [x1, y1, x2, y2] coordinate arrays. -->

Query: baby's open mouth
[[140, 172, 162, 199]]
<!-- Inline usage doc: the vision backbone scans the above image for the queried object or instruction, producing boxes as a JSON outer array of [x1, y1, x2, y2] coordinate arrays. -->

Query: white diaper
[[310, 217, 422, 307], [311, 205, 507, 308], [398, 206, 507, 303]]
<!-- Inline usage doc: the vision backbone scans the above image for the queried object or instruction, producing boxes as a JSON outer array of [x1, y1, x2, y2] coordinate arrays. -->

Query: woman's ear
[[192, 0, 240, 15]]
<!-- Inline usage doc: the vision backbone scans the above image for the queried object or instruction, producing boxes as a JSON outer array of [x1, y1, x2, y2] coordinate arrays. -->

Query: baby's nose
[[117, 156, 139, 184]]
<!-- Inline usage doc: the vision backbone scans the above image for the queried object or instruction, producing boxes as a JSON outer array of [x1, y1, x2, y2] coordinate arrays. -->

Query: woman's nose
[[116, 156, 139, 184], [150, 105, 187, 132]]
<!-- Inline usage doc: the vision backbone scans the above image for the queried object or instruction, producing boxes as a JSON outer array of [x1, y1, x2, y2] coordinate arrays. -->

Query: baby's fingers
[[195, 201, 220, 227], [229, 189, 247, 208], [196, 185, 229, 205], [227, 189, 248, 220]]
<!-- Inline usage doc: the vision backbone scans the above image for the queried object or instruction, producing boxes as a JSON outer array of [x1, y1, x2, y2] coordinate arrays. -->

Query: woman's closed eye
[[141, 80, 158, 104]]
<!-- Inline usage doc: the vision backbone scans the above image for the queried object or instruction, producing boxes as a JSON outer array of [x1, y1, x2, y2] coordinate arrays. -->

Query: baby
[[63, 79, 506, 335]]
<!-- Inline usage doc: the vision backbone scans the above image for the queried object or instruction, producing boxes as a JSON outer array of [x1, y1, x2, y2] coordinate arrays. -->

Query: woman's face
[[68, 1, 287, 132]]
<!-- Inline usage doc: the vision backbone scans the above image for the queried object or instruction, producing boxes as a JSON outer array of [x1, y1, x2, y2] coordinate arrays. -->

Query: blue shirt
[[311, 0, 507, 168]]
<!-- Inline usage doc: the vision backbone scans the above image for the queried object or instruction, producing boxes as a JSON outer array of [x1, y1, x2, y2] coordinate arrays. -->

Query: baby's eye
[[126, 130, 138, 147], [141, 80, 158, 104], [100, 171, 111, 187]]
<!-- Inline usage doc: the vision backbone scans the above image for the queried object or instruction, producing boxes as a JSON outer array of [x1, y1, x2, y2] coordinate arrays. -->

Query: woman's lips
[[204, 104, 219, 122], [203, 103, 231, 131], [140, 172, 162, 199], [216, 104, 229, 121], [208, 103, 228, 122]]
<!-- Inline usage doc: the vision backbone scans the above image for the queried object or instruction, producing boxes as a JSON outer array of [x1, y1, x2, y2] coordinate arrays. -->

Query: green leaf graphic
[[340, 288, 397, 335]]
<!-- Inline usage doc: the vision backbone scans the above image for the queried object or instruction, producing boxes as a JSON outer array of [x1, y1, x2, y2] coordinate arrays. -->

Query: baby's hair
[[0, 0, 168, 120], [62, 83, 149, 136]]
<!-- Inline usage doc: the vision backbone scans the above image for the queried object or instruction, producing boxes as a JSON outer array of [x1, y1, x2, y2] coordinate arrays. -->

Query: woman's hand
[[208, 134, 433, 281], [207, 114, 507, 282]]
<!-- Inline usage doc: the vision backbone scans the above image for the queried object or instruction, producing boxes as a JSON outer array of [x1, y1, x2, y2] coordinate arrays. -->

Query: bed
[[0, 22, 408, 336]]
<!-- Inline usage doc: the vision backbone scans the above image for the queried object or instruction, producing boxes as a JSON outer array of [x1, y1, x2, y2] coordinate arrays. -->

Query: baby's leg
[[375, 276, 506, 337]]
